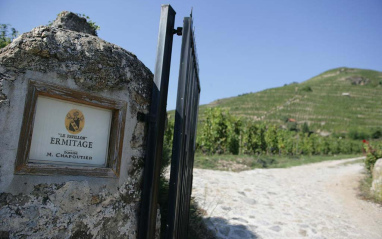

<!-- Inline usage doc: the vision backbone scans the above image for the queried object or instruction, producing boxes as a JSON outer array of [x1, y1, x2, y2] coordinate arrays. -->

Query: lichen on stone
[[0, 11, 155, 238], [0, 179, 144, 238]]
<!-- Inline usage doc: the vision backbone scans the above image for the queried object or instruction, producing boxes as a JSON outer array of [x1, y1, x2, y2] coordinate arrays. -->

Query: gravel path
[[191, 157, 382, 239]]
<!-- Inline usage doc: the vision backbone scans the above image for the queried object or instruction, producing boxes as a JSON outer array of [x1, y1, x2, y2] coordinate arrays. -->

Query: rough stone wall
[[371, 158, 382, 200], [0, 181, 141, 238], [0, 12, 155, 238]]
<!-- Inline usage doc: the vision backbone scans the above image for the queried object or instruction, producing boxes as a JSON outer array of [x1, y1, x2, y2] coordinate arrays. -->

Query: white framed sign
[[29, 96, 112, 167], [15, 81, 127, 177]]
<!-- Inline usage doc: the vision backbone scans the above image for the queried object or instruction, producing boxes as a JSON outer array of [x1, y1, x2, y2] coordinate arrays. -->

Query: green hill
[[196, 67, 382, 134]]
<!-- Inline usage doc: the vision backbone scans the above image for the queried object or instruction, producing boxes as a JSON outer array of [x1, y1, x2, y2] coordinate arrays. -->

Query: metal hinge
[[173, 27, 183, 36]]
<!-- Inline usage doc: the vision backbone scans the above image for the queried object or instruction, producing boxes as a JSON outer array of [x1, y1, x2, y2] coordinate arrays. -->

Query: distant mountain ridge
[[197, 67, 382, 134]]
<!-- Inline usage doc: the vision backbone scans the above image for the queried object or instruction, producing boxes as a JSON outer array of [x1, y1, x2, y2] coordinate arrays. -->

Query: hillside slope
[[197, 67, 382, 133]]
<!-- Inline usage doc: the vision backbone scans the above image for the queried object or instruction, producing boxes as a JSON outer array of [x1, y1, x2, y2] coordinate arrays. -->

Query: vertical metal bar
[[138, 5, 176, 239], [183, 78, 200, 237]]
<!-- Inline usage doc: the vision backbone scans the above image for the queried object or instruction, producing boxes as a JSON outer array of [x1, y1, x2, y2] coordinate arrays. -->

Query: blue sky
[[1, 0, 381, 110]]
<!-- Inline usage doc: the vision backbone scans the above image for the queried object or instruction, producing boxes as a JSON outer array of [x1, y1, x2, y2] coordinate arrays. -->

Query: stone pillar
[[371, 158, 382, 200], [0, 12, 153, 238]]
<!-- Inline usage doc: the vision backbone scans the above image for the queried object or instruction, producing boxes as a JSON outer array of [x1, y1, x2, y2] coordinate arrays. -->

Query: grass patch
[[273, 154, 362, 168], [358, 172, 382, 205], [338, 158, 364, 166], [158, 177, 216, 239], [194, 153, 363, 171], [188, 199, 216, 239]]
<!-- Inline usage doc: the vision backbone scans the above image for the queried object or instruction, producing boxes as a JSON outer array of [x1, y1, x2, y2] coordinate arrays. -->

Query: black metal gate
[[165, 15, 201, 239], [138, 5, 200, 239]]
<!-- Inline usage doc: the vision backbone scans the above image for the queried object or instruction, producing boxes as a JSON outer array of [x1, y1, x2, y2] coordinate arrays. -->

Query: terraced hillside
[[197, 68, 382, 133]]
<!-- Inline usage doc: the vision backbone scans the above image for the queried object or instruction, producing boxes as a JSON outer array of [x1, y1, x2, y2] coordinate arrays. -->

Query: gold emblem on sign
[[65, 109, 85, 134]]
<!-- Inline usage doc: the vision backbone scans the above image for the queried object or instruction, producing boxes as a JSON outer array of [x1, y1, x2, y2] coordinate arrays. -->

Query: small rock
[[221, 206, 231, 211], [299, 229, 307, 237], [241, 197, 257, 205], [269, 225, 282, 232], [238, 191, 246, 196]]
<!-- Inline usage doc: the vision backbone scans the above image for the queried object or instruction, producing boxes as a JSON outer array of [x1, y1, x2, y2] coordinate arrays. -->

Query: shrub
[[301, 86, 313, 92], [364, 141, 382, 173], [76, 13, 100, 33], [348, 129, 369, 140], [372, 128, 382, 139], [242, 123, 260, 154], [281, 116, 289, 123], [227, 117, 241, 155], [302, 122, 310, 134], [265, 125, 279, 154], [287, 121, 298, 131]]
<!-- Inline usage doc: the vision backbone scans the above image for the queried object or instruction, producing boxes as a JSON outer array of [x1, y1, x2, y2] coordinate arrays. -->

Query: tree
[[302, 122, 310, 134], [0, 24, 18, 49]]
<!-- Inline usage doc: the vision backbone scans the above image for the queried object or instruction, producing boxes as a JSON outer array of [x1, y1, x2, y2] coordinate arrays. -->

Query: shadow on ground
[[204, 217, 259, 239]]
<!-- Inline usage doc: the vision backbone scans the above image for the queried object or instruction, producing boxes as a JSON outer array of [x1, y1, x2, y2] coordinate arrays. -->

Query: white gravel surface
[[191, 157, 382, 239]]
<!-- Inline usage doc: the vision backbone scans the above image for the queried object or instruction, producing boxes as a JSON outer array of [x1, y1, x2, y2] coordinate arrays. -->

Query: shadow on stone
[[204, 216, 259, 239]]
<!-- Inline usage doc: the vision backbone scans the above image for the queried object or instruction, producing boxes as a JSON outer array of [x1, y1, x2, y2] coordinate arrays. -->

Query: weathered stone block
[[371, 158, 382, 200], [0, 11, 153, 238]]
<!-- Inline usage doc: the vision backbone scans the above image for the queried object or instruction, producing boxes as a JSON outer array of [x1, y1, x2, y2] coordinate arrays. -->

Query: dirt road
[[192, 157, 382, 239]]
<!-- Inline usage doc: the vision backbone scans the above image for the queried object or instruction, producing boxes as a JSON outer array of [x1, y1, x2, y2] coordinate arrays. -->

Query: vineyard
[[165, 67, 382, 164], [166, 108, 366, 157], [196, 67, 382, 134]]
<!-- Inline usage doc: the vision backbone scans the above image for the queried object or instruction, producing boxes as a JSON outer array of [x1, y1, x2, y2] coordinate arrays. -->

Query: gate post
[[138, 4, 176, 239]]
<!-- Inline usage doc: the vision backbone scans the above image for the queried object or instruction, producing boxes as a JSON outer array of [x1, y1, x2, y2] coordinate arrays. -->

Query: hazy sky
[[1, 0, 381, 110]]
